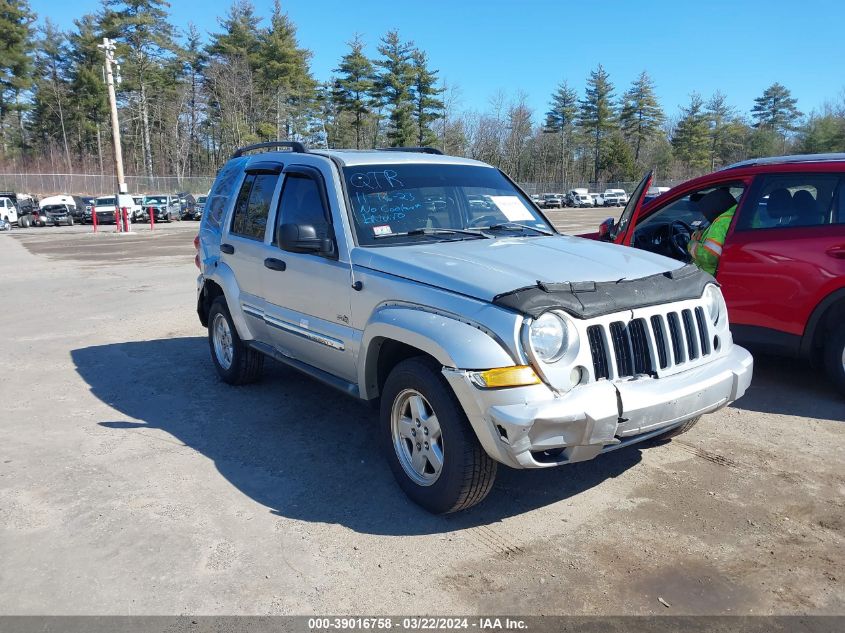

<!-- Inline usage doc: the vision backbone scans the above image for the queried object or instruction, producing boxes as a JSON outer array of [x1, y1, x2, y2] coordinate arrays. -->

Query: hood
[[351, 234, 684, 302]]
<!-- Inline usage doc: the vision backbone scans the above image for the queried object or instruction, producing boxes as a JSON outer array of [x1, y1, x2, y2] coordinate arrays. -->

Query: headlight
[[703, 284, 724, 325], [528, 312, 568, 362]]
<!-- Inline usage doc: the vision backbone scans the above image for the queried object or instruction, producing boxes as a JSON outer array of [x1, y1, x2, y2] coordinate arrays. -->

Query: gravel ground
[[0, 223, 842, 616]]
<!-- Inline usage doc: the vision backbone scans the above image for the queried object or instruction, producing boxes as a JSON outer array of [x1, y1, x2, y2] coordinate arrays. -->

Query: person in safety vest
[[686, 188, 739, 276]]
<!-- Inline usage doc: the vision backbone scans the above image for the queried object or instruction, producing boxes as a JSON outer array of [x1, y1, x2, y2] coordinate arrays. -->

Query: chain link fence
[[517, 180, 683, 195], [0, 173, 215, 196]]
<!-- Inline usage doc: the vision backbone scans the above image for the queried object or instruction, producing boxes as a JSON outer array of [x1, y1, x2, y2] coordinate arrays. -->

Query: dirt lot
[[0, 220, 842, 616]]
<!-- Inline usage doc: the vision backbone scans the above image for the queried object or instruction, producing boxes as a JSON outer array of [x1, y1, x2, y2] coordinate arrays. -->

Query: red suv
[[589, 154, 845, 394]]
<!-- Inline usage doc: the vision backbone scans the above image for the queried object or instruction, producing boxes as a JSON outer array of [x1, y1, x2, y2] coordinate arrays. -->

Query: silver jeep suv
[[196, 142, 753, 514]]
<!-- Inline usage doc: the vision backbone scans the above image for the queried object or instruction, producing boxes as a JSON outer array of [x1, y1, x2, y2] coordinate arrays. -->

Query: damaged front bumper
[[443, 345, 753, 469]]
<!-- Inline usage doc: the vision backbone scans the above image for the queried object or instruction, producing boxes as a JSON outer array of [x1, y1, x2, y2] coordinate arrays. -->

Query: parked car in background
[[72, 196, 95, 223], [1, 192, 38, 227], [588, 154, 845, 393], [530, 194, 543, 207], [94, 194, 136, 224], [140, 194, 181, 222], [643, 186, 671, 205], [186, 195, 206, 220], [602, 189, 628, 206], [176, 192, 196, 219], [39, 195, 77, 226], [589, 193, 604, 207], [131, 195, 145, 221], [542, 193, 563, 209], [567, 188, 593, 207], [0, 196, 19, 227]]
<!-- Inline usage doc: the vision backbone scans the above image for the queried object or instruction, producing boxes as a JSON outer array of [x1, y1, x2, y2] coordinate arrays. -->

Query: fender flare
[[801, 286, 845, 357], [358, 304, 517, 400], [201, 262, 255, 341]]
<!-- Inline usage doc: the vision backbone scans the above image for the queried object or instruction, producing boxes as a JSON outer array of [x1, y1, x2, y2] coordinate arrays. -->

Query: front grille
[[588, 307, 712, 380]]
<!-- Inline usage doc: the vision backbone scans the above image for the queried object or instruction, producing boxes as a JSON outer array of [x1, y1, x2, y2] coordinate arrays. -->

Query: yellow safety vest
[[688, 205, 736, 276]]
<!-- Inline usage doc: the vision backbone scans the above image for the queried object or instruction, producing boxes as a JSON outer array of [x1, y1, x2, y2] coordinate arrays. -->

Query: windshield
[[343, 164, 552, 246], [144, 196, 168, 205], [96, 198, 115, 206], [197, 196, 207, 204]]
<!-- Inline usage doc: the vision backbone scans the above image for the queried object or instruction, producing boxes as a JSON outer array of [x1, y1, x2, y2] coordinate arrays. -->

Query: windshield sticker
[[490, 195, 534, 221], [373, 225, 393, 236]]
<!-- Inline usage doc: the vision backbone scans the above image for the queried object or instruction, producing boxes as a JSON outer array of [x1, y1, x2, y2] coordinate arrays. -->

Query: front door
[[261, 165, 356, 382]]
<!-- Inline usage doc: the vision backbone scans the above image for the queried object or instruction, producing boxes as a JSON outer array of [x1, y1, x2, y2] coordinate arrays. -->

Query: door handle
[[264, 257, 286, 271], [220, 243, 234, 254], [826, 245, 845, 259]]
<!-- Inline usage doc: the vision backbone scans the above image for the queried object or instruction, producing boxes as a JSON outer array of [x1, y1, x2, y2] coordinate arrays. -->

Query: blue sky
[[31, 0, 845, 122]]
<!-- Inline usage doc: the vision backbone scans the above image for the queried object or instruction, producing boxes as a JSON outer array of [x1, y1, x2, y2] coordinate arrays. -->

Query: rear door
[[717, 171, 845, 341], [219, 163, 283, 343]]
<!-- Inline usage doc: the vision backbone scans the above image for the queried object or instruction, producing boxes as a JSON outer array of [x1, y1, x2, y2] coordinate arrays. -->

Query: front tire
[[207, 297, 264, 385], [824, 324, 845, 395], [380, 357, 496, 514]]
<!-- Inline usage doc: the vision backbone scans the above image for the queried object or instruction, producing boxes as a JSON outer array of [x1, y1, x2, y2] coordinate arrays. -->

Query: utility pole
[[98, 38, 127, 195]]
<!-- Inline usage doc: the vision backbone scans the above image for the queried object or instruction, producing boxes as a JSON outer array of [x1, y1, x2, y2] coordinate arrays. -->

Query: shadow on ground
[[72, 336, 651, 535], [730, 351, 843, 420]]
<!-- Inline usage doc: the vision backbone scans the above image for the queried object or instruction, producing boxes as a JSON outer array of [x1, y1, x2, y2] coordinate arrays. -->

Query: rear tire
[[655, 416, 701, 440], [380, 357, 496, 514], [823, 324, 845, 395], [207, 297, 264, 385]]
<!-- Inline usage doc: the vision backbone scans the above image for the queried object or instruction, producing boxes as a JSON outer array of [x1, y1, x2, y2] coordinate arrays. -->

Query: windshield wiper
[[479, 222, 554, 236], [373, 227, 489, 240]]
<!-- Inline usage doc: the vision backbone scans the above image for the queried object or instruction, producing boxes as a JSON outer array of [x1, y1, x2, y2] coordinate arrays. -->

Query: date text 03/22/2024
[[307, 617, 528, 631]]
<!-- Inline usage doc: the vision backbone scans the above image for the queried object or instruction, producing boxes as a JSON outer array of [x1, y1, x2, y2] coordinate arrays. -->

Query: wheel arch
[[358, 305, 516, 400], [197, 264, 255, 340], [802, 287, 845, 362]]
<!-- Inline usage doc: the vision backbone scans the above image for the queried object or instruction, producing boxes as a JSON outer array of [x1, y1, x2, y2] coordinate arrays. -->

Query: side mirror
[[279, 222, 334, 255], [598, 217, 616, 241]]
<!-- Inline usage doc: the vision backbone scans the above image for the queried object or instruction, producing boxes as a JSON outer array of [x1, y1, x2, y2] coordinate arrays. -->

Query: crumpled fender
[[359, 305, 516, 400], [202, 262, 255, 341]]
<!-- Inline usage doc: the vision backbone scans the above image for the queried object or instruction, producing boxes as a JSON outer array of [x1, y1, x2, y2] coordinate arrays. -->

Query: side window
[[637, 184, 745, 231], [230, 173, 278, 240], [737, 173, 841, 230], [205, 157, 247, 230], [275, 174, 330, 244]]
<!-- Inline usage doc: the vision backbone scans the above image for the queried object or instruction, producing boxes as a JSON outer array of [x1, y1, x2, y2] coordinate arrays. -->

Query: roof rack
[[721, 152, 845, 170], [231, 141, 307, 158], [376, 146, 444, 155]]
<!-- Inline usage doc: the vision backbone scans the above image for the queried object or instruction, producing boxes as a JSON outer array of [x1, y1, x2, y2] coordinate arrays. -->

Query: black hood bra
[[493, 264, 714, 319]]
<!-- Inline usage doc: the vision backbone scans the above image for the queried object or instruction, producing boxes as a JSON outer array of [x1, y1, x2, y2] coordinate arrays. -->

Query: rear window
[[96, 198, 115, 206], [204, 158, 247, 230]]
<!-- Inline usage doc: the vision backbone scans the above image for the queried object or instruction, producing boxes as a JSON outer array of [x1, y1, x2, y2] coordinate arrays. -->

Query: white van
[[94, 194, 136, 225], [567, 188, 593, 208]]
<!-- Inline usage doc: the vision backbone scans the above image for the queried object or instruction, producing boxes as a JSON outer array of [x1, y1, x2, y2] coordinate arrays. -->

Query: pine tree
[[751, 82, 802, 134], [66, 13, 109, 168], [207, 0, 262, 65], [257, 0, 316, 141], [103, 0, 179, 177], [410, 49, 443, 146], [578, 64, 616, 182], [31, 19, 73, 170], [705, 91, 745, 168], [375, 30, 415, 147], [619, 71, 664, 162], [543, 80, 577, 186], [332, 35, 375, 149], [0, 0, 35, 153], [672, 93, 710, 172]]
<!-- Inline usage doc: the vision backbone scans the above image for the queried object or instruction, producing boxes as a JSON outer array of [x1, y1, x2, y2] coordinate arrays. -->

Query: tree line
[[1, 0, 844, 188]]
